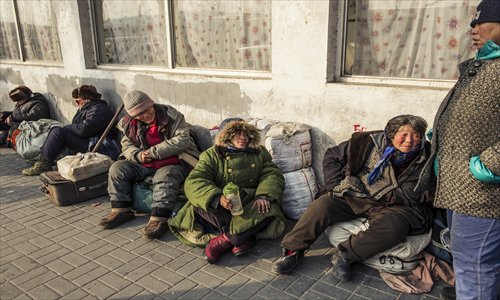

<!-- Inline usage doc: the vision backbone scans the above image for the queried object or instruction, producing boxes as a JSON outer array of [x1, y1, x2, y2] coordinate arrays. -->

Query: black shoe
[[440, 287, 456, 300], [99, 211, 135, 229], [272, 250, 304, 275], [331, 250, 352, 281]]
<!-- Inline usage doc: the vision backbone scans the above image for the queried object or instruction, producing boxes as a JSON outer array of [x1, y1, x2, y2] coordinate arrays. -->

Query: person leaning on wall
[[415, 0, 500, 299], [169, 119, 286, 264], [99, 90, 200, 240], [0, 86, 50, 146], [272, 115, 434, 281], [22, 85, 116, 176]]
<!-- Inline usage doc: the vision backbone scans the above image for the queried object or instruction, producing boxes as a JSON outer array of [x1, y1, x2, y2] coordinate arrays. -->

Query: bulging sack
[[57, 152, 113, 182], [326, 218, 431, 274], [282, 167, 318, 220], [16, 119, 63, 160], [264, 122, 313, 173]]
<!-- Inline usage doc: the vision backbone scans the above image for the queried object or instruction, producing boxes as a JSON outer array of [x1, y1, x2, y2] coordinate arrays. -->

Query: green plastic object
[[132, 181, 153, 213], [223, 182, 239, 195]]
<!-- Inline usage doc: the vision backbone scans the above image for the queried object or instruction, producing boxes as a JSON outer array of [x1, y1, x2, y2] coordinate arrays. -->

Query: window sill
[[0, 60, 64, 68], [336, 75, 456, 90], [95, 64, 272, 80]]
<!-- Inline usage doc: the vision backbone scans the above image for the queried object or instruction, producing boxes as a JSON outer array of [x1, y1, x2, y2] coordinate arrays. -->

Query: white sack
[[282, 167, 318, 220], [16, 119, 63, 160], [57, 152, 113, 181]]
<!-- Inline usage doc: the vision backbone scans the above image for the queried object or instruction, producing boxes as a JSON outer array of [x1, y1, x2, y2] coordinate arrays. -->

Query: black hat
[[72, 85, 101, 101], [9, 86, 32, 102], [470, 0, 500, 27]]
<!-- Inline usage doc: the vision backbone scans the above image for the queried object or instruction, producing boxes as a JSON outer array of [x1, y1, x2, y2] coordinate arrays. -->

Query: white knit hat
[[123, 90, 154, 117]]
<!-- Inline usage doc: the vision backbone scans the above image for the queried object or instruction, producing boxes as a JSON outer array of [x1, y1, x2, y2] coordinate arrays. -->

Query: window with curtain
[[173, 0, 271, 71], [344, 0, 478, 80], [0, 0, 62, 62], [92, 0, 271, 71]]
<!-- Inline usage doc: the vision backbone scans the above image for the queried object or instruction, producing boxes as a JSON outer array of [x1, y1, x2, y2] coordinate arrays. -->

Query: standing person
[[0, 86, 50, 146], [99, 90, 200, 240], [272, 115, 433, 281], [169, 120, 286, 264], [22, 85, 115, 176], [416, 1, 500, 299]]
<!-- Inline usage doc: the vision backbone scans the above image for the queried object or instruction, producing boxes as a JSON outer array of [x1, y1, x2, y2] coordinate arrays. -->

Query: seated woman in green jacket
[[169, 120, 286, 264]]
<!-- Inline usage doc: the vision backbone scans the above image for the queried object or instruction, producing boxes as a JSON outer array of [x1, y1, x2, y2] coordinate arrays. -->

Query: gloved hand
[[469, 156, 500, 183]]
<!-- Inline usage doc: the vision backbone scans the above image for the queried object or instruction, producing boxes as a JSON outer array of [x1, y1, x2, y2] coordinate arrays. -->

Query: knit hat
[[123, 90, 155, 117], [470, 0, 500, 27], [72, 85, 101, 101], [9, 86, 32, 102]]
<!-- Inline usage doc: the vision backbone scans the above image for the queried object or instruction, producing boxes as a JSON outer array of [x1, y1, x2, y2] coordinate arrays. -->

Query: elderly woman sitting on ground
[[169, 120, 286, 264], [272, 114, 433, 280]]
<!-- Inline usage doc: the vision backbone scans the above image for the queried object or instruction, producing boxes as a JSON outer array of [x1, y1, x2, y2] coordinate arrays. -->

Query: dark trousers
[[41, 127, 89, 162], [281, 193, 410, 261], [108, 160, 187, 218], [193, 206, 272, 246]]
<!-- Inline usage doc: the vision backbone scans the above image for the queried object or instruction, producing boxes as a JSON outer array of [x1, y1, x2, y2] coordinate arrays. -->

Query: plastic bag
[[57, 152, 113, 181]]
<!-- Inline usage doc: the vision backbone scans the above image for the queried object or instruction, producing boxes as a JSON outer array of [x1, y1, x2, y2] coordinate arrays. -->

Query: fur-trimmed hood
[[215, 120, 261, 149]]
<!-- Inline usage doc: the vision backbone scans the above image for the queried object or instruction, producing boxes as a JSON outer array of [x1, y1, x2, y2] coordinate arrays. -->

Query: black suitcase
[[39, 170, 108, 206]]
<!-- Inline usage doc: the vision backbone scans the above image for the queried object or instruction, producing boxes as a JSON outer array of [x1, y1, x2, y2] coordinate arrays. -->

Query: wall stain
[[134, 75, 252, 116], [0, 68, 24, 85]]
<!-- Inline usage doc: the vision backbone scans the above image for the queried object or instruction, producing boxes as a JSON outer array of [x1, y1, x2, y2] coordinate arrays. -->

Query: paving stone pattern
[[0, 148, 447, 299]]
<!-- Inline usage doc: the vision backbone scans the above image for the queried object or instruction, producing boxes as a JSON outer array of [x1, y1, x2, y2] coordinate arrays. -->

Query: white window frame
[[0, 0, 63, 66], [89, 0, 271, 80], [331, 0, 457, 89]]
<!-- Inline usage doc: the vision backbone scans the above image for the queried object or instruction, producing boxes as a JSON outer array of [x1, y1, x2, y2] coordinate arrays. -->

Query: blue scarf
[[475, 40, 500, 60], [367, 143, 421, 185]]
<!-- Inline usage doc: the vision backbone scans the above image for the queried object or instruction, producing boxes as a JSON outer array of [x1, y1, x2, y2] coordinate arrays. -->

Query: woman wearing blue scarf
[[273, 115, 433, 281]]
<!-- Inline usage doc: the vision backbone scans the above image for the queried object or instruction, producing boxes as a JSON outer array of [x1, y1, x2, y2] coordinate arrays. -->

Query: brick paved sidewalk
[[0, 148, 448, 299]]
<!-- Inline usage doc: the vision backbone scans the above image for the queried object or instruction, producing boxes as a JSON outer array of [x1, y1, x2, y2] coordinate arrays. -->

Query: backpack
[[427, 208, 452, 264], [326, 218, 431, 274]]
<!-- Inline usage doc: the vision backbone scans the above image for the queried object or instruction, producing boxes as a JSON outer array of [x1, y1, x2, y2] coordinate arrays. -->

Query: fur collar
[[215, 120, 261, 149]]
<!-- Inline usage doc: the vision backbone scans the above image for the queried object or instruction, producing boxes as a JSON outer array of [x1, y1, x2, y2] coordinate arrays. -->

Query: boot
[[272, 249, 304, 275], [439, 287, 456, 300], [22, 158, 52, 176], [99, 208, 135, 229], [204, 233, 233, 264], [232, 237, 256, 256], [143, 216, 169, 239], [331, 250, 353, 281]]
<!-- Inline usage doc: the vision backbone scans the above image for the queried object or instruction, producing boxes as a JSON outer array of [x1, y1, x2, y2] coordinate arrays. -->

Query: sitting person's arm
[[68, 102, 111, 138]]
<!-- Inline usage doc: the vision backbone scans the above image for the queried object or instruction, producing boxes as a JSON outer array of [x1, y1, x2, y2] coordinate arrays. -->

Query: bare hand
[[252, 199, 270, 214], [219, 195, 233, 210], [140, 151, 153, 163]]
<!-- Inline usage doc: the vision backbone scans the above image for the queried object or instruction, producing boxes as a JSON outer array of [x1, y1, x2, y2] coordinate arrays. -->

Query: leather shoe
[[440, 287, 456, 300], [232, 237, 256, 256], [272, 249, 304, 275], [99, 211, 135, 229], [205, 233, 233, 264], [143, 220, 169, 239], [331, 250, 352, 281]]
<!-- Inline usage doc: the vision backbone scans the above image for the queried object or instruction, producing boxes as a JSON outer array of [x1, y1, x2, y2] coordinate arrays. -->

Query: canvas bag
[[16, 119, 63, 160], [282, 167, 318, 220], [264, 122, 313, 173], [326, 218, 431, 274], [57, 152, 113, 182]]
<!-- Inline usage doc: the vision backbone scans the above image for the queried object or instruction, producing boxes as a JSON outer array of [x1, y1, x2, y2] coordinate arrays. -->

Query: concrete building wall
[[0, 0, 450, 144]]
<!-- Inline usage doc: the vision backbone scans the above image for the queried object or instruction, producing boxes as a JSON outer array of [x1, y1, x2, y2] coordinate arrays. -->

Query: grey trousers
[[108, 160, 187, 218]]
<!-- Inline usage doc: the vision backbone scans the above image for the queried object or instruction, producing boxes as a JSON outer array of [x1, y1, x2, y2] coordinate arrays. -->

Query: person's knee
[[109, 160, 133, 180], [153, 165, 185, 184]]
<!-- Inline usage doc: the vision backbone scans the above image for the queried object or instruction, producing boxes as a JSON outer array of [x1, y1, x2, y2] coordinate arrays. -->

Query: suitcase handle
[[78, 181, 108, 192]]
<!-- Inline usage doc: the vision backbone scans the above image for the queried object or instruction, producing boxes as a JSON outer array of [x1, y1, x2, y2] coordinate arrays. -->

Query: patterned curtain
[[0, 1, 20, 60], [97, 0, 169, 65], [173, 0, 271, 71], [348, 0, 477, 80], [16, 0, 62, 62]]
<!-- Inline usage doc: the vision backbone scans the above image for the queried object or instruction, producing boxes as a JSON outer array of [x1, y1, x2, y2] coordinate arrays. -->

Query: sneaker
[[232, 237, 256, 256], [272, 249, 304, 275], [440, 287, 456, 300], [331, 250, 352, 281], [205, 233, 233, 264], [22, 160, 52, 176], [143, 220, 169, 239], [99, 211, 135, 229]]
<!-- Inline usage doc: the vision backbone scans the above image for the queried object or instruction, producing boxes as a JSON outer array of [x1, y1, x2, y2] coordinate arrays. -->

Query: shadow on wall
[[45, 75, 127, 124], [133, 74, 252, 117], [0, 68, 25, 111]]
